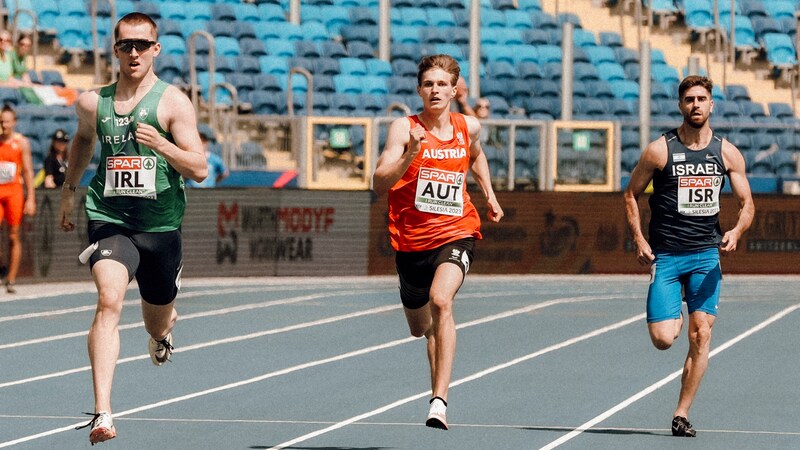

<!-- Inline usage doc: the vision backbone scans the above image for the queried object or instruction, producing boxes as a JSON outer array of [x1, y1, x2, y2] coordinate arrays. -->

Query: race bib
[[414, 167, 465, 217], [677, 175, 722, 216], [0, 161, 16, 184], [104, 156, 157, 199]]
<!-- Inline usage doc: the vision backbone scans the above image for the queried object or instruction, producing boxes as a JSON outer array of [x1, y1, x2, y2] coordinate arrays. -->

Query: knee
[[409, 324, 429, 338], [689, 324, 712, 349], [651, 337, 673, 351], [428, 293, 453, 318], [96, 291, 124, 317]]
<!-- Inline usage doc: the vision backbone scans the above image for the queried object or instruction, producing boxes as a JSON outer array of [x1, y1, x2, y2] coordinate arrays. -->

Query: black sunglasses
[[114, 39, 156, 53]]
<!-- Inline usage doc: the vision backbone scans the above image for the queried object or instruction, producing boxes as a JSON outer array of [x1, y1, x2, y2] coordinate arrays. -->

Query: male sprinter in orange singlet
[[0, 105, 36, 293], [373, 54, 503, 430]]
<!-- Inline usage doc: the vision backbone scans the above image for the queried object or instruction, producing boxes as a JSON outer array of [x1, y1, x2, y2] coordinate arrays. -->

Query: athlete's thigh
[[429, 238, 474, 303], [3, 188, 22, 227], [684, 248, 721, 316], [88, 222, 139, 281], [646, 252, 683, 323], [132, 229, 183, 305]]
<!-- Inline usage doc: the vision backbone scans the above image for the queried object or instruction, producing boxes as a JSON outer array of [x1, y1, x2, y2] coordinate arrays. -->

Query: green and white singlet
[[86, 79, 186, 232]]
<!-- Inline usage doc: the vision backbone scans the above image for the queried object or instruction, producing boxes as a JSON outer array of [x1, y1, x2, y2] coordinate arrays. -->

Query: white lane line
[[539, 303, 800, 450], [0, 303, 400, 389], [0, 289, 387, 349], [0, 294, 629, 447], [267, 312, 644, 450]]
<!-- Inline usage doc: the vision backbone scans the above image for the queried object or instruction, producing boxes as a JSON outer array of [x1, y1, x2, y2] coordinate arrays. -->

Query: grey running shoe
[[672, 416, 696, 437], [426, 397, 448, 430], [75, 411, 116, 445], [148, 333, 173, 366], [5, 281, 15, 294]]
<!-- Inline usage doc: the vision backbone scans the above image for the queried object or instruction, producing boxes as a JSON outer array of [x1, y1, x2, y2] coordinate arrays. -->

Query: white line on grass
[[539, 303, 800, 450], [0, 294, 628, 448]]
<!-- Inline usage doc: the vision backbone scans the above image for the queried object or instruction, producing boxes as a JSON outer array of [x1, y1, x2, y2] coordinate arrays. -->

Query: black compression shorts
[[395, 237, 475, 310], [88, 221, 183, 305]]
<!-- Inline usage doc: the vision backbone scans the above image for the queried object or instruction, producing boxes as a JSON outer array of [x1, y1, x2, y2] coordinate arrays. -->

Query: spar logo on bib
[[104, 156, 158, 199], [414, 167, 465, 217]]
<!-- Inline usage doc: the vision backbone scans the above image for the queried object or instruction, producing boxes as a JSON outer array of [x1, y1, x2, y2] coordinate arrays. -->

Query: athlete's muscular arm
[[59, 90, 99, 232], [720, 141, 754, 254], [624, 137, 667, 265], [466, 115, 503, 223], [139, 85, 207, 183], [372, 117, 417, 196], [19, 135, 35, 216]]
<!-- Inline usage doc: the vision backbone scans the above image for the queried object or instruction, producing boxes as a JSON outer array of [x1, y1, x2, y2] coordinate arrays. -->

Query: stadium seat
[[516, 61, 543, 80], [522, 29, 550, 46], [259, 55, 290, 76], [253, 73, 283, 92], [301, 22, 330, 42], [684, 0, 715, 34], [587, 80, 615, 99], [258, 3, 286, 22], [504, 9, 534, 29], [347, 41, 375, 59], [610, 80, 639, 100], [333, 74, 363, 94], [239, 38, 269, 58], [211, 3, 237, 22], [762, 33, 798, 69], [531, 79, 560, 98], [388, 76, 417, 95], [235, 55, 261, 74], [233, 3, 261, 23]]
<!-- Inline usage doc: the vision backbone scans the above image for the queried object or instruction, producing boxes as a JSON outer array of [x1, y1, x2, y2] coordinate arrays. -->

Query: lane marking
[[267, 312, 644, 449], [539, 303, 800, 449], [0, 289, 388, 349], [0, 294, 629, 447]]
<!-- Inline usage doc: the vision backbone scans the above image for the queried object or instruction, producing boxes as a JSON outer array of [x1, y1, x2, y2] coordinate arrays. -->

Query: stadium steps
[[555, 0, 795, 115]]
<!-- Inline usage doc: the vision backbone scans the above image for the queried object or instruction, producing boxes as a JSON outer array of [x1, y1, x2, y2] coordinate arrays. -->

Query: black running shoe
[[672, 416, 696, 437]]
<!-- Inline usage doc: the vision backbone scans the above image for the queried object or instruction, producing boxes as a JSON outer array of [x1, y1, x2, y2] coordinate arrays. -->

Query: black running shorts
[[395, 237, 475, 310], [88, 221, 183, 305]]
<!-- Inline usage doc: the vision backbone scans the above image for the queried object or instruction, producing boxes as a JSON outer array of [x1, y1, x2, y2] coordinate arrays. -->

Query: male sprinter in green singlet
[[58, 13, 207, 445]]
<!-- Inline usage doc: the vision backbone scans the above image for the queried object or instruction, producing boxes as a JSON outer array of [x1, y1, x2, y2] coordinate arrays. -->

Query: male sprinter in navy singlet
[[624, 76, 754, 437]]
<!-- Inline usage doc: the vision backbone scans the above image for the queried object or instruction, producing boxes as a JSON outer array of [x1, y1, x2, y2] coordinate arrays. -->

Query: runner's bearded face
[[679, 85, 713, 129]]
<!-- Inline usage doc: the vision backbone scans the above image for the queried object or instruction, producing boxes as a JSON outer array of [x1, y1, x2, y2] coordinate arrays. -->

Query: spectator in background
[[185, 132, 228, 188], [11, 34, 33, 85], [474, 97, 504, 148], [43, 129, 69, 189], [452, 75, 477, 117], [0, 30, 27, 87], [0, 104, 36, 293], [474, 97, 491, 119]]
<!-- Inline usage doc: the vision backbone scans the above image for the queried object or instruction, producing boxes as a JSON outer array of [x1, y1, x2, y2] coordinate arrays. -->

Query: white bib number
[[677, 175, 722, 216], [0, 161, 16, 184], [104, 156, 157, 199], [414, 167, 465, 217]]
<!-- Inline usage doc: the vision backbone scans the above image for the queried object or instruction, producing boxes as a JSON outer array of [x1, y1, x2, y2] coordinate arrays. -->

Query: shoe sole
[[89, 427, 116, 444], [425, 417, 448, 430]]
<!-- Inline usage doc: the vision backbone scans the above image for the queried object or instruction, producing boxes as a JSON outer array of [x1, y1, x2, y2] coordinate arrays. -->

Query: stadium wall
[[17, 190, 800, 284]]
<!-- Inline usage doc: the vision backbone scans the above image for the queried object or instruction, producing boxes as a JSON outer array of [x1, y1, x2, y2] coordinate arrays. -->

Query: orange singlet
[[0, 132, 25, 226], [387, 113, 482, 252]]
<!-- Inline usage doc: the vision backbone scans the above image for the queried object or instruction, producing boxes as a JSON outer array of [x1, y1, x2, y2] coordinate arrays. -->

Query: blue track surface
[[0, 275, 798, 449]]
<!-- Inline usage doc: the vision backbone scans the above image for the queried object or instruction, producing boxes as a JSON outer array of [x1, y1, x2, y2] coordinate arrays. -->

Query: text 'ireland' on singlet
[[86, 79, 186, 232], [648, 128, 726, 251], [387, 112, 482, 252]]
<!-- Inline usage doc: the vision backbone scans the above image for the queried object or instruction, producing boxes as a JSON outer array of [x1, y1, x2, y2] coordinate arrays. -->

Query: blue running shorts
[[646, 247, 721, 323]]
